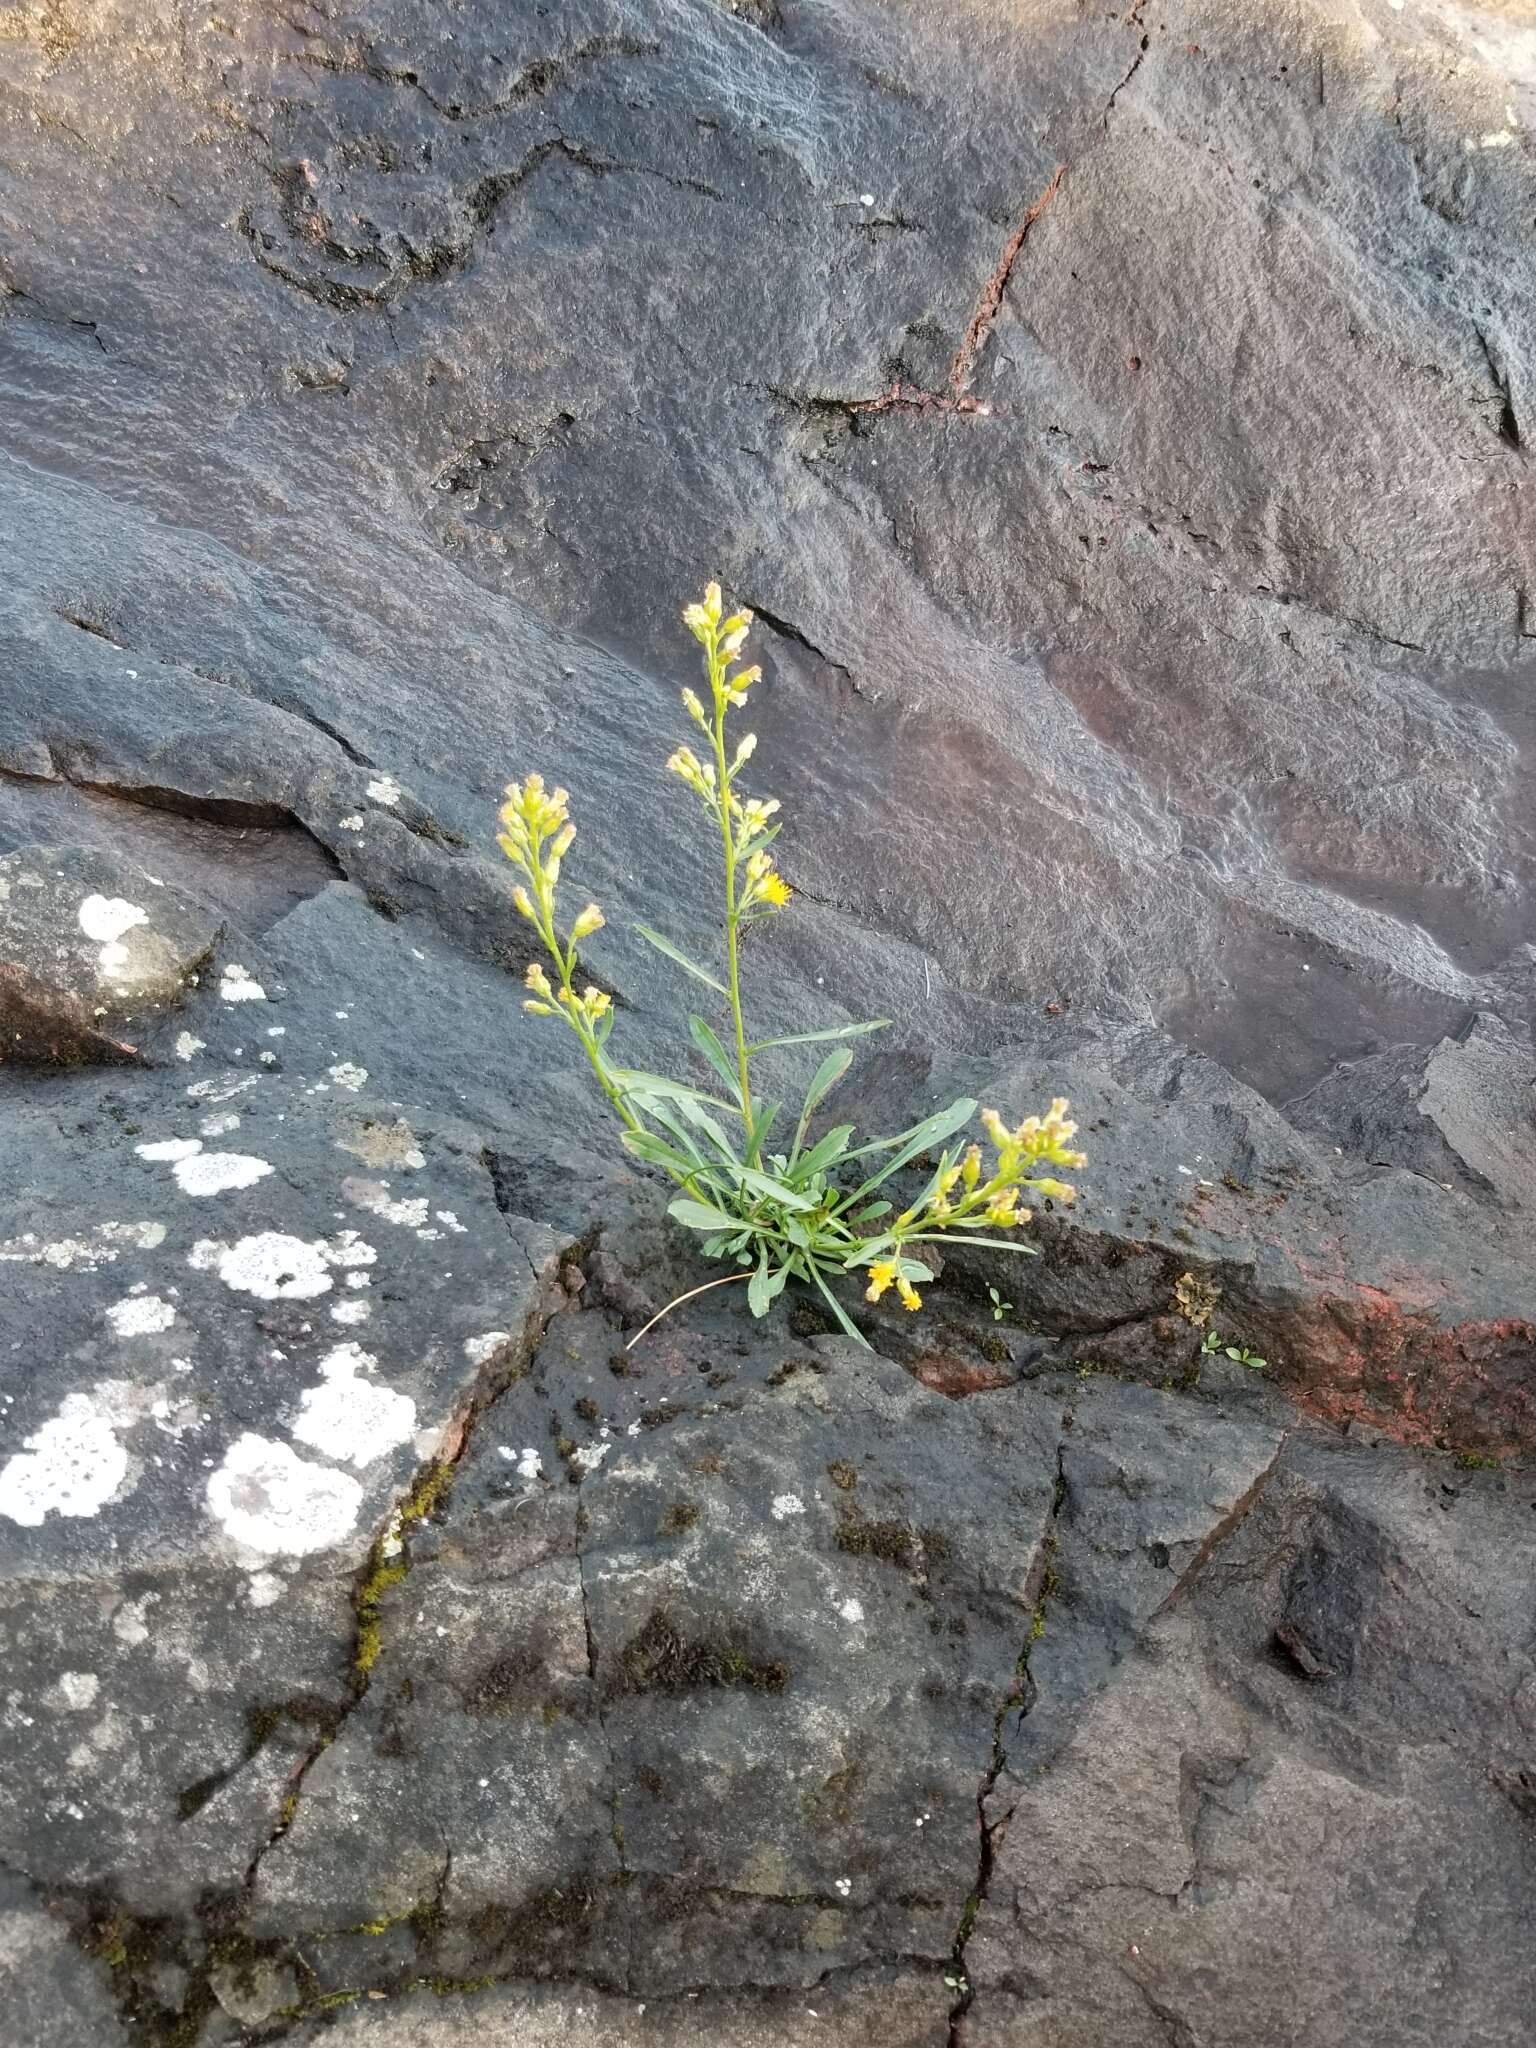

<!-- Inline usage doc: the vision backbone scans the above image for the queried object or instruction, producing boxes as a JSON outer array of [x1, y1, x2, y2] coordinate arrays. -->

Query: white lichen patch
[[435, 1210, 467, 1234], [328, 1062, 368, 1092], [206, 1433, 363, 1556], [771, 1493, 806, 1520], [172, 1151, 274, 1198], [44, 1672, 100, 1712], [199, 1112, 241, 1138], [197, 1229, 378, 1299], [219, 964, 267, 1002], [0, 1222, 165, 1271], [330, 1297, 371, 1325], [837, 1597, 865, 1624], [78, 895, 147, 940], [187, 1073, 258, 1103], [291, 1343, 417, 1468], [247, 1571, 285, 1608], [464, 1332, 509, 1365], [337, 813, 365, 832], [136, 1137, 203, 1164], [342, 1176, 429, 1228], [105, 1294, 176, 1336], [207, 1233, 332, 1299], [570, 1442, 610, 1475], [0, 1392, 132, 1525], [365, 775, 403, 806], [175, 1032, 206, 1061]]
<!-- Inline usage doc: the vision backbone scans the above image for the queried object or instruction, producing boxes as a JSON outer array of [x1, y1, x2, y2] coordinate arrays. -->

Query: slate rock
[[0, 845, 223, 1064], [963, 1430, 1536, 2048], [1288, 1011, 1536, 1209]]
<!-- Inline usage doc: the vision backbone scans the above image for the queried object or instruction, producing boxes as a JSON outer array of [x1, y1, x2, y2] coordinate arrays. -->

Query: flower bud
[[571, 903, 605, 941], [512, 884, 535, 920]]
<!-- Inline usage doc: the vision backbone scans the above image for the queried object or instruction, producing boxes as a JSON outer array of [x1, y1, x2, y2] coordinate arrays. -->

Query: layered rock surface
[[0, 0, 1533, 2042]]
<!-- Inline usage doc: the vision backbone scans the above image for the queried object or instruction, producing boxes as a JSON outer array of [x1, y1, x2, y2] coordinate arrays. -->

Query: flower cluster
[[668, 582, 790, 929], [495, 775, 633, 1128], [855, 1098, 1086, 1287]]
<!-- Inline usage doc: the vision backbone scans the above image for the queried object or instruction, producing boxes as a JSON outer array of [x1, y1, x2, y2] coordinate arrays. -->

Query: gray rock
[[0, 1873, 128, 2047], [1288, 1011, 1536, 1208], [301, 1965, 952, 2046], [0, 0, 1533, 2039], [963, 1429, 1536, 2047], [0, 844, 223, 1064]]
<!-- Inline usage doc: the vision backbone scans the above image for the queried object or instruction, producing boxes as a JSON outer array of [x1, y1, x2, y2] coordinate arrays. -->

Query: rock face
[[0, 0, 1533, 2043], [0, 845, 224, 1063]]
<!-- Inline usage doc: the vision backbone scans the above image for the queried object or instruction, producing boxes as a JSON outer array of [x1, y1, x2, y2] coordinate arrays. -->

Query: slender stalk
[[625, 1270, 751, 1350], [708, 641, 755, 1128]]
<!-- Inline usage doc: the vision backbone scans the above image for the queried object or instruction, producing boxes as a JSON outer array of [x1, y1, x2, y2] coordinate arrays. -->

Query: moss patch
[[610, 1608, 790, 1697]]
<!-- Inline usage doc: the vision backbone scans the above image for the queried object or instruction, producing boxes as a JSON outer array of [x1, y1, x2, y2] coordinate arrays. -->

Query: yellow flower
[[1027, 1177, 1076, 1204], [681, 687, 707, 727], [864, 1259, 898, 1303], [721, 608, 753, 633], [523, 999, 554, 1016], [525, 962, 552, 997], [732, 733, 758, 771], [512, 884, 535, 920], [983, 1190, 1021, 1226], [703, 581, 723, 624], [961, 1144, 982, 1190], [571, 903, 605, 941], [758, 871, 791, 908], [896, 1275, 922, 1311], [583, 987, 612, 1020]]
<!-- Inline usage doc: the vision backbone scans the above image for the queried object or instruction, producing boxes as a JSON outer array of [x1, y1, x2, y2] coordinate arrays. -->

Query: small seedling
[[499, 583, 1090, 1344], [1200, 1328, 1267, 1370], [987, 1286, 1013, 1322]]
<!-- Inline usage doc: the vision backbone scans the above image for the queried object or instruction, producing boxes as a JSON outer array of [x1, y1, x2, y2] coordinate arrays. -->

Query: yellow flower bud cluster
[[864, 1259, 923, 1311], [666, 745, 717, 803], [979, 1099, 1087, 1179], [741, 848, 791, 913]]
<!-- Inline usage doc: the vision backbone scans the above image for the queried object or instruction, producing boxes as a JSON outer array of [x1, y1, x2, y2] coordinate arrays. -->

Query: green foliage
[[987, 1286, 1013, 1322], [1200, 1328, 1268, 1369], [499, 582, 1088, 1344]]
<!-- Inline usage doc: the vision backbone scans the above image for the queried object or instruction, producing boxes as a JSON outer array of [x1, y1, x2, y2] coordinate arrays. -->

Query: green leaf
[[899, 1233, 1039, 1255], [793, 1123, 854, 1182], [733, 1165, 817, 1212], [613, 1069, 740, 1114], [670, 1091, 743, 1166], [747, 1257, 791, 1318], [735, 822, 782, 866], [803, 1262, 871, 1349], [745, 1097, 780, 1169], [620, 1130, 702, 1176], [791, 1047, 854, 1162], [633, 924, 727, 996], [850, 1200, 892, 1222], [840, 1097, 978, 1204], [669, 1197, 746, 1234], [688, 1014, 743, 1103], [747, 1020, 889, 1055]]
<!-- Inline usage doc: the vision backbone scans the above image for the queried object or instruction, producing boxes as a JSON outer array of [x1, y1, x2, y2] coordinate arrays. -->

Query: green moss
[[835, 1505, 950, 1572], [1456, 1450, 1504, 1470], [658, 1501, 699, 1536], [826, 1460, 858, 1492], [611, 1608, 790, 1696]]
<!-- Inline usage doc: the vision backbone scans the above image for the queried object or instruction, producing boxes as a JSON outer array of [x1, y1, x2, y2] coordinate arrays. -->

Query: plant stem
[[709, 644, 755, 1130], [624, 1270, 751, 1350]]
